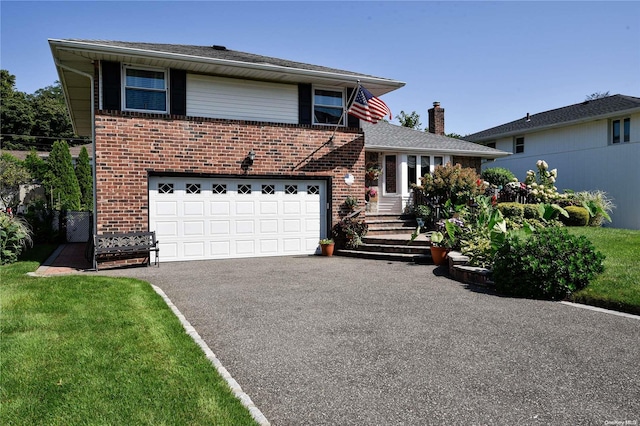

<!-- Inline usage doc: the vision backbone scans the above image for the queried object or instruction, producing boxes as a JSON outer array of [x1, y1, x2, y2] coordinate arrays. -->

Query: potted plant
[[319, 238, 335, 256], [365, 163, 381, 181], [429, 231, 449, 266], [344, 196, 358, 211]]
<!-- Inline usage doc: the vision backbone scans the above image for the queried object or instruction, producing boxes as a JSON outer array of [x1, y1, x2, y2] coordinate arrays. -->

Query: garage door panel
[[184, 201, 204, 216], [211, 201, 230, 215], [150, 177, 326, 262], [260, 201, 278, 215], [210, 221, 230, 235], [260, 239, 278, 253], [156, 201, 178, 216], [156, 221, 178, 236], [183, 221, 204, 236], [236, 201, 254, 215], [283, 201, 300, 214], [283, 219, 301, 233], [236, 240, 255, 254], [184, 241, 205, 257], [260, 219, 278, 233], [211, 241, 230, 256], [236, 220, 254, 234]]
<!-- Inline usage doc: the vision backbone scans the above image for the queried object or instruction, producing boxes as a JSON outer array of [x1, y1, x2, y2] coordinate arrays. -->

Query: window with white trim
[[514, 136, 525, 154], [123, 66, 168, 113], [611, 118, 631, 144], [313, 87, 345, 125]]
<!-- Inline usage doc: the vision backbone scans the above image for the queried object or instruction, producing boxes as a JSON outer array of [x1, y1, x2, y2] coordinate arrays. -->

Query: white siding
[[186, 74, 298, 123], [483, 112, 640, 230]]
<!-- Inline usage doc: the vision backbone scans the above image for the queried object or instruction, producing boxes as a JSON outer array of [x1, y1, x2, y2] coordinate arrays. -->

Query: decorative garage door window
[[149, 177, 327, 262], [158, 183, 174, 194], [186, 183, 201, 194], [285, 184, 298, 194], [212, 184, 226, 194]]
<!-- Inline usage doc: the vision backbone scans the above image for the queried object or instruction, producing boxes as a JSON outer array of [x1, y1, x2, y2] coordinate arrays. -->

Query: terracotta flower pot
[[320, 243, 335, 256], [430, 246, 449, 266]]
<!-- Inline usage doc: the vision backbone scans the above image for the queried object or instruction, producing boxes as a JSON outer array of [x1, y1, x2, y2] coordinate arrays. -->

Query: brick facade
[[452, 156, 481, 174], [94, 112, 365, 235]]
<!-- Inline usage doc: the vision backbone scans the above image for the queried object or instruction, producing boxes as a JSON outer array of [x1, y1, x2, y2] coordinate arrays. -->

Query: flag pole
[[328, 80, 360, 144]]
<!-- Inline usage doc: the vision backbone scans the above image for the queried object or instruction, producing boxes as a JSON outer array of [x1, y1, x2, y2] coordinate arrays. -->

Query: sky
[[1, 1, 639, 136]]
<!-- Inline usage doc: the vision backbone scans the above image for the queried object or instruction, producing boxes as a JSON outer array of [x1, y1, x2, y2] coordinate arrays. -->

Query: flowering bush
[[432, 216, 465, 249], [420, 163, 482, 206], [525, 160, 562, 203]]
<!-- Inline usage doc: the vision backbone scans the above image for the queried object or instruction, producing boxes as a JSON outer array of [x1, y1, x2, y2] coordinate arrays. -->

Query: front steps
[[365, 213, 417, 236], [337, 233, 432, 263]]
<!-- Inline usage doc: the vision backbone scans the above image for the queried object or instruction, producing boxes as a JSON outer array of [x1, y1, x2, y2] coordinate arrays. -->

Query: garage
[[149, 176, 328, 262]]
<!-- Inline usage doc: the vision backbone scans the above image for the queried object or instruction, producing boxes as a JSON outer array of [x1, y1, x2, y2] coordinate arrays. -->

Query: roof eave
[[364, 144, 511, 158], [48, 39, 405, 94], [469, 107, 640, 142]]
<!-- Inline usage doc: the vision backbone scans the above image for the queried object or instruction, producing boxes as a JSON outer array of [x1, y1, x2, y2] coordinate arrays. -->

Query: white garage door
[[149, 177, 327, 262]]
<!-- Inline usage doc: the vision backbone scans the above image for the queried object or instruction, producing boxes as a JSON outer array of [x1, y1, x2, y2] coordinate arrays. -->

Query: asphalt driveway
[[100, 256, 639, 425]]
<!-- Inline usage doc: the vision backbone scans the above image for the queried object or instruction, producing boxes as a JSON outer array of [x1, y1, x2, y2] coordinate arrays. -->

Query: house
[[49, 39, 406, 263], [362, 102, 509, 214], [465, 95, 640, 230]]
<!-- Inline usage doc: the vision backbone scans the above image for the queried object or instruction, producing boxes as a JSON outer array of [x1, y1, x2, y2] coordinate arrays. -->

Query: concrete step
[[336, 249, 432, 263], [367, 227, 417, 236], [363, 234, 431, 247], [355, 243, 429, 255]]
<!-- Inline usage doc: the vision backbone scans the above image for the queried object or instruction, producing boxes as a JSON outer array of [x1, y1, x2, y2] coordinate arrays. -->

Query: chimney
[[428, 101, 445, 135]]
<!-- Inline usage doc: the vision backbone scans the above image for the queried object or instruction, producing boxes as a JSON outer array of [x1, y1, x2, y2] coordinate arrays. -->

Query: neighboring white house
[[465, 95, 640, 230]]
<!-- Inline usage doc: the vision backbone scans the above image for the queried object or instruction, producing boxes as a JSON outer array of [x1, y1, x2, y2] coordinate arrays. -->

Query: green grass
[[1, 246, 257, 426], [568, 227, 640, 315]]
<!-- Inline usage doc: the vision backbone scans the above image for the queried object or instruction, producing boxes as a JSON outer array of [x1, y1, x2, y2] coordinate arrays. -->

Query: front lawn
[[568, 227, 640, 315], [0, 248, 257, 425]]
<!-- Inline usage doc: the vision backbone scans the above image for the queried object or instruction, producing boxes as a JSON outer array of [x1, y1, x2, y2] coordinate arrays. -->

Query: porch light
[[247, 150, 256, 164]]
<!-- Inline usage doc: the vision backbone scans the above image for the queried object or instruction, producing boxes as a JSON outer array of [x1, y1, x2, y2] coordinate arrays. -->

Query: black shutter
[[298, 83, 312, 125], [102, 61, 121, 111], [346, 88, 359, 128], [170, 69, 187, 116]]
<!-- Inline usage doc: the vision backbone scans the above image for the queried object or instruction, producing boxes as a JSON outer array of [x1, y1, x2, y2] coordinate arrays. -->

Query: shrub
[[0, 212, 33, 264], [332, 216, 368, 249], [421, 163, 482, 206], [571, 190, 615, 226], [561, 206, 590, 227], [523, 204, 541, 219], [493, 227, 605, 300], [482, 167, 516, 188], [497, 202, 524, 219]]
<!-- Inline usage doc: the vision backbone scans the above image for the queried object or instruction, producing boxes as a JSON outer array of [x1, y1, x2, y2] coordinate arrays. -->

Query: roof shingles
[[465, 94, 640, 142]]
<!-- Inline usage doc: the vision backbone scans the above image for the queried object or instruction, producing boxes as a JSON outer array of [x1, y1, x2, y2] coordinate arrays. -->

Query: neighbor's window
[[123, 66, 167, 113], [313, 87, 345, 125], [514, 136, 525, 153], [611, 118, 631, 144]]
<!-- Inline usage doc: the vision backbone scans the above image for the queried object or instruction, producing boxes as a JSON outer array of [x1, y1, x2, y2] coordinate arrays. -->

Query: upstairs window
[[313, 88, 345, 125], [612, 118, 631, 144], [123, 66, 167, 113], [514, 136, 525, 154]]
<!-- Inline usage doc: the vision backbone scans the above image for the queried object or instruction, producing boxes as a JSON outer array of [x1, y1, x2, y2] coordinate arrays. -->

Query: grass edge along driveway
[[0, 252, 259, 426]]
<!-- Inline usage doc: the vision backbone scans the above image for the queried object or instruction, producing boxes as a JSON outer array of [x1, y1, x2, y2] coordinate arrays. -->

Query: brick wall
[[452, 156, 481, 174], [94, 112, 364, 234]]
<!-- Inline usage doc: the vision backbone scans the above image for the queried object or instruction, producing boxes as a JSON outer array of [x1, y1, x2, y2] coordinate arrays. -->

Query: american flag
[[347, 85, 392, 124]]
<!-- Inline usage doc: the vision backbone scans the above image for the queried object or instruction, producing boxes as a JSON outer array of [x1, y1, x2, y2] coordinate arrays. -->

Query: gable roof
[[465, 94, 640, 142], [50, 39, 405, 137], [362, 121, 509, 158]]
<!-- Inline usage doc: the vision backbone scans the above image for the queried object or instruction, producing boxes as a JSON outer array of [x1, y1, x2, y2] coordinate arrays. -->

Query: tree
[[1, 70, 35, 149], [46, 140, 80, 210], [585, 91, 610, 101], [446, 133, 463, 139], [397, 110, 422, 130], [75, 146, 93, 211], [0, 153, 31, 208], [1, 69, 77, 151], [23, 149, 48, 182]]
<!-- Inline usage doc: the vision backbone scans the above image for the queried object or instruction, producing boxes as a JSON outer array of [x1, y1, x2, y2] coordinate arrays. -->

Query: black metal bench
[[94, 231, 159, 270]]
